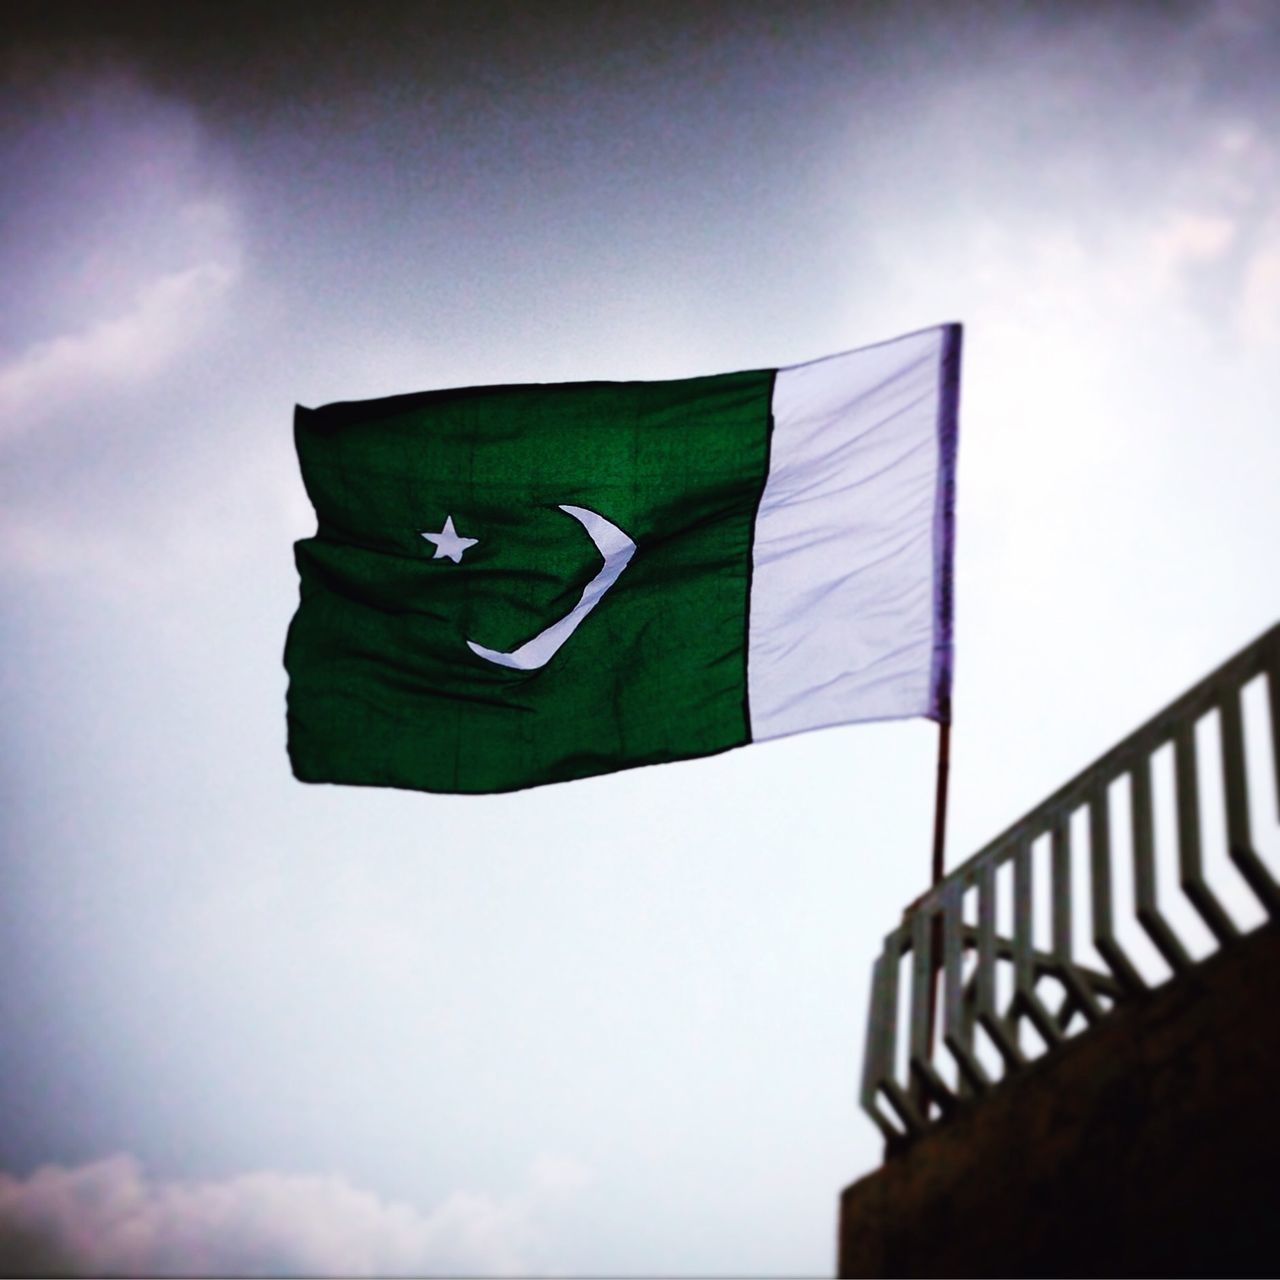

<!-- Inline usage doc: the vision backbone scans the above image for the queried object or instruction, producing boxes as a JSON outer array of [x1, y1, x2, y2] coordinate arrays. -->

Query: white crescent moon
[[467, 504, 636, 671]]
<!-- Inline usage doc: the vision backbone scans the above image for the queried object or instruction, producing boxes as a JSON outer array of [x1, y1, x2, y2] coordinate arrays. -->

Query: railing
[[861, 622, 1280, 1143]]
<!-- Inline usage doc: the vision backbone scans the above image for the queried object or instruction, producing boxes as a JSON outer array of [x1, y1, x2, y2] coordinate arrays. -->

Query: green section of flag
[[285, 370, 775, 793]]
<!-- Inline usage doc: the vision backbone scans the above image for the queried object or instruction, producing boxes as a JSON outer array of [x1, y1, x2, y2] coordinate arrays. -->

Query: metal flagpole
[[924, 717, 951, 1063], [930, 718, 952, 887], [901, 715, 954, 1095]]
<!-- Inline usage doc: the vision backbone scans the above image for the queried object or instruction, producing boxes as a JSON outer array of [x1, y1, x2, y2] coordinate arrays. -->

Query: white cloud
[[0, 1153, 590, 1278], [1150, 211, 1236, 276], [1239, 235, 1280, 343], [0, 253, 237, 442]]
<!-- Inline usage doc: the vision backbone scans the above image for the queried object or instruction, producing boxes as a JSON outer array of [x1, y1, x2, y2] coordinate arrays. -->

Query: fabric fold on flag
[[284, 322, 960, 793]]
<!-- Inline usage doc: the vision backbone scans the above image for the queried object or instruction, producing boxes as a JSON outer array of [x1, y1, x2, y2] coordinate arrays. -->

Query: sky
[[2, 1, 1279, 1275]]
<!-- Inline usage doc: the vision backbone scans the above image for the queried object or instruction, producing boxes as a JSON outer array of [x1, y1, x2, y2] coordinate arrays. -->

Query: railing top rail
[[915, 620, 1279, 906]]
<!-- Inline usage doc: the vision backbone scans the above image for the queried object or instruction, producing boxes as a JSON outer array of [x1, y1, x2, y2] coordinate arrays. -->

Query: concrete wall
[[838, 924, 1280, 1278]]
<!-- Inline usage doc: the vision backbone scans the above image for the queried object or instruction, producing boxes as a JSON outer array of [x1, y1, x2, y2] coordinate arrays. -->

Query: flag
[[285, 323, 960, 794]]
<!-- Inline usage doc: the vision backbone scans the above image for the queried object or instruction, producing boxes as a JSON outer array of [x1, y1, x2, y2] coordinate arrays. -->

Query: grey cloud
[[0, 69, 241, 418], [0, 259, 237, 441], [0, 68, 237, 345], [0, 69, 252, 581]]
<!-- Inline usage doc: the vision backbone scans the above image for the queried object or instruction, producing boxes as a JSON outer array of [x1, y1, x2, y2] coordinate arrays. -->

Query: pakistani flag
[[285, 323, 960, 794]]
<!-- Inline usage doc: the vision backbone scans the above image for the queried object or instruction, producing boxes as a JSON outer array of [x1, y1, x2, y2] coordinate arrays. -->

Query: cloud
[[0, 67, 243, 443], [0, 254, 237, 441], [0, 1154, 590, 1278], [853, 5, 1280, 359], [1151, 211, 1236, 275], [0, 68, 251, 581], [1238, 236, 1280, 343]]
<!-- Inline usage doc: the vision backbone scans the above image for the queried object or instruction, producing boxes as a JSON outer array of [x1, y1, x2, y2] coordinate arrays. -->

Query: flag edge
[[929, 322, 962, 725]]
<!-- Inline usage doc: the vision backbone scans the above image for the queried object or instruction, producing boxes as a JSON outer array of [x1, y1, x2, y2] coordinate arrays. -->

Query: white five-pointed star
[[420, 515, 478, 563]]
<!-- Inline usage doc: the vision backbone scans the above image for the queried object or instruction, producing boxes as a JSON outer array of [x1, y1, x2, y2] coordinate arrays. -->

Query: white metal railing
[[861, 622, 1280, 1142]]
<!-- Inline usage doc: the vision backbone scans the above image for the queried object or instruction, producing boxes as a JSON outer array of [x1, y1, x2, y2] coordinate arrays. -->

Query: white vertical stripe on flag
[[747, 325, 956, 741]]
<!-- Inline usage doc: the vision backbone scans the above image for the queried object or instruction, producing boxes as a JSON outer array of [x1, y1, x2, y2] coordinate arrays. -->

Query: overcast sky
[[2, 2, 1279, 1275]]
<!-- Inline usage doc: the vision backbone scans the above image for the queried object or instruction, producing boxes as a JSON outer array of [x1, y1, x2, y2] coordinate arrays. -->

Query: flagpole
[[930, 718, 951, 887], [924, 716, 951, 1065]]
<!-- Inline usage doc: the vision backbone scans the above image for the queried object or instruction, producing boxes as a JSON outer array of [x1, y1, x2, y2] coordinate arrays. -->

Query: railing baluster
[[908, 909, 931, 1118], [875, 931, 926, 1138], [976, 859, 1023, 1069], [1175, 721, 1238, 945], [1268, 632, 1280, 822], [1012, 841, 1033, 1004], [1131, 751, 1192, 973], [1050, 814, 1072, 962], [1014, 839, 1064, 1048], [1050, 811, 1104, 1025], [1089, 782, 1145, 994], [942, 878, 987, 1095], [909, 907, 952, 1113], [1219, 685, 1280, 918], [860, 952, 903, 1141]]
